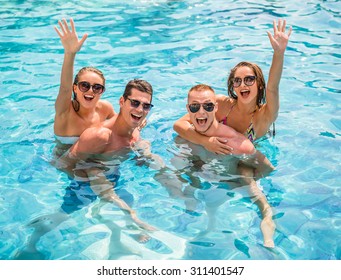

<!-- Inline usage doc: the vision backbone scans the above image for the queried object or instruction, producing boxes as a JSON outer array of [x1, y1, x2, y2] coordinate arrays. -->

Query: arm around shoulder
[[69, 126, 111, 158], [173, 115, 233, 154], [173, 114, 209, 146]]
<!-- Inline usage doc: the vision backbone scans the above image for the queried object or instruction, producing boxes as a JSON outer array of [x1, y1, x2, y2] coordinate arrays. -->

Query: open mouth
[[196, 117, 207, 126], [240, 90, 250, 98], [131, 113, 142, 122], [84, 94, 95, 101]]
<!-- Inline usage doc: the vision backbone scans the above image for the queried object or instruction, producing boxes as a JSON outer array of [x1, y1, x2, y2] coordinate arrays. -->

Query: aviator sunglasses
[[76, 81, 105, 94], [188, 102, 215, 113], [126, 97, 154, 111], [233, 75, 256, 88]]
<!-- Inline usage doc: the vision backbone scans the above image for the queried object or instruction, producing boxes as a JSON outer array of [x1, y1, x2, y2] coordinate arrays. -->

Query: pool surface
[[0, 0, 340, 260]]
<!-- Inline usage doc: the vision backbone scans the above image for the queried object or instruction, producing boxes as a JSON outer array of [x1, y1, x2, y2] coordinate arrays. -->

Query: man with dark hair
[[66, 79, 158, 231], [70, 79, 154, 156]]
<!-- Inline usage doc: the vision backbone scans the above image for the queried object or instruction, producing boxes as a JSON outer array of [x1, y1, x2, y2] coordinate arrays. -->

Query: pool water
[[0, 0, 340, 260]]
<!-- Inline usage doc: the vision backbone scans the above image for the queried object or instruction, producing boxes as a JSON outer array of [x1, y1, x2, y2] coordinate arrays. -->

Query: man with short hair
[[67, 79, 159, 231], [177, 84, 276, 248], [15, 79, 158, 259], [70, 79, 154, 156]]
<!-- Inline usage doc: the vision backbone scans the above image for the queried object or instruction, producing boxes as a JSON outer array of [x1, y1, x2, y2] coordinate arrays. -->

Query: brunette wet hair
[[72, 67, 106, 112], [123, 79, 153, 102], [227, 61, 266, 107]]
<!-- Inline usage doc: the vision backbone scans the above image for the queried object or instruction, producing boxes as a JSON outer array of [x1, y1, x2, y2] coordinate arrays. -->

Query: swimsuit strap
[[226, 103, 236, 118], [223, 102, 259, 142], [224, 103, 236, 125]]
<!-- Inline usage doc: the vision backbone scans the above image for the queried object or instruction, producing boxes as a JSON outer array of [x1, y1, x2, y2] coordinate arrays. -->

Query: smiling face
[[187, 85, 217, 134], [232, 66, 258, 105], [227, 62, 266, 107], [73, 71, 105, 110], [120, 88, 152, 129]]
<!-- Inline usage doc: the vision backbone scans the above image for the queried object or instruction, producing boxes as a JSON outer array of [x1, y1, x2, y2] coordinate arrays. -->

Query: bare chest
[[104, 134, 138, 153]]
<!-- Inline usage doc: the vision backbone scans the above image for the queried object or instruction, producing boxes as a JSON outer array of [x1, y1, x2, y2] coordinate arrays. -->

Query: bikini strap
[[245, 108, 257, 142], [224, 103, 236, 125]]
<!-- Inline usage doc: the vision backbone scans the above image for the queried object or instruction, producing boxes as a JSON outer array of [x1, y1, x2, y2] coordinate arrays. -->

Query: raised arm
[[265, 19, 292, 122], [54, 18, 88, 116], [173, 114, 232, 154]]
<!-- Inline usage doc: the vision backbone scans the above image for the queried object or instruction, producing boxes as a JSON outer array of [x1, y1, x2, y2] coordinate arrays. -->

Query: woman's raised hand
[[54, 18, 88, 54], [267, 19, 292, 54]]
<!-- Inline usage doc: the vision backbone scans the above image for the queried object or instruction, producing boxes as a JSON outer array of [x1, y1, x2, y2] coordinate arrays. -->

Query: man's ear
[[119, 96, 124, 107], [186, 104, 190, 114], [214, 102, 218, 113]]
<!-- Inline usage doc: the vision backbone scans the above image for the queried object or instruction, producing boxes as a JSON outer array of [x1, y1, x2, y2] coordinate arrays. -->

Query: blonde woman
[[54, 18, 114, 147]]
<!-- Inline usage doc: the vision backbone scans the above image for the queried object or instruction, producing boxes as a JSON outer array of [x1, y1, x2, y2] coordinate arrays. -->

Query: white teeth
[[196, 118, 207, 125], [84, 95, 94, 100], [132, 113, 142, 118]]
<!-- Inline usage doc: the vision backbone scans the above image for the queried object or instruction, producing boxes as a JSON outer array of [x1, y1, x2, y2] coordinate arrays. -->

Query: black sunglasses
[[77, 81, 105, 94], [233, 75, 256, 88], [126, 97, 153, 111], [188, 102, 215, 113]]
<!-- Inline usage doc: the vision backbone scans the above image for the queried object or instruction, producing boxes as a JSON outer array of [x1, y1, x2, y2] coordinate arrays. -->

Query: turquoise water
[[0, 0, 340, 260]]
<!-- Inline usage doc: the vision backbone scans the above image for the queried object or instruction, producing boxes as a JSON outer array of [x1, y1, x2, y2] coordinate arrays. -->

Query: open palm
[[54, 18, 88, 53], [267, 19, 292, 54]]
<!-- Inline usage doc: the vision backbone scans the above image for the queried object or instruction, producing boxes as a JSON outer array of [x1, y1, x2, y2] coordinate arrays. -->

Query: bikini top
[[55, 135, 80, 145], [220, 103, 257, 143]]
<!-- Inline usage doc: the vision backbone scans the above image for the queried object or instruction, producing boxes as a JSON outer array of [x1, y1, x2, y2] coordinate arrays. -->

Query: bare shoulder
[[216, 94, 227, 103], [97, 100, 115, 118], [216, 95, 234, 120], [98, 99, 113, 108]]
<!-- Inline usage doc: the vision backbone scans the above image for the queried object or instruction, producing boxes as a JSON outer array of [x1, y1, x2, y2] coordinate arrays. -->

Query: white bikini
[[55, 135, 79, 145]]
